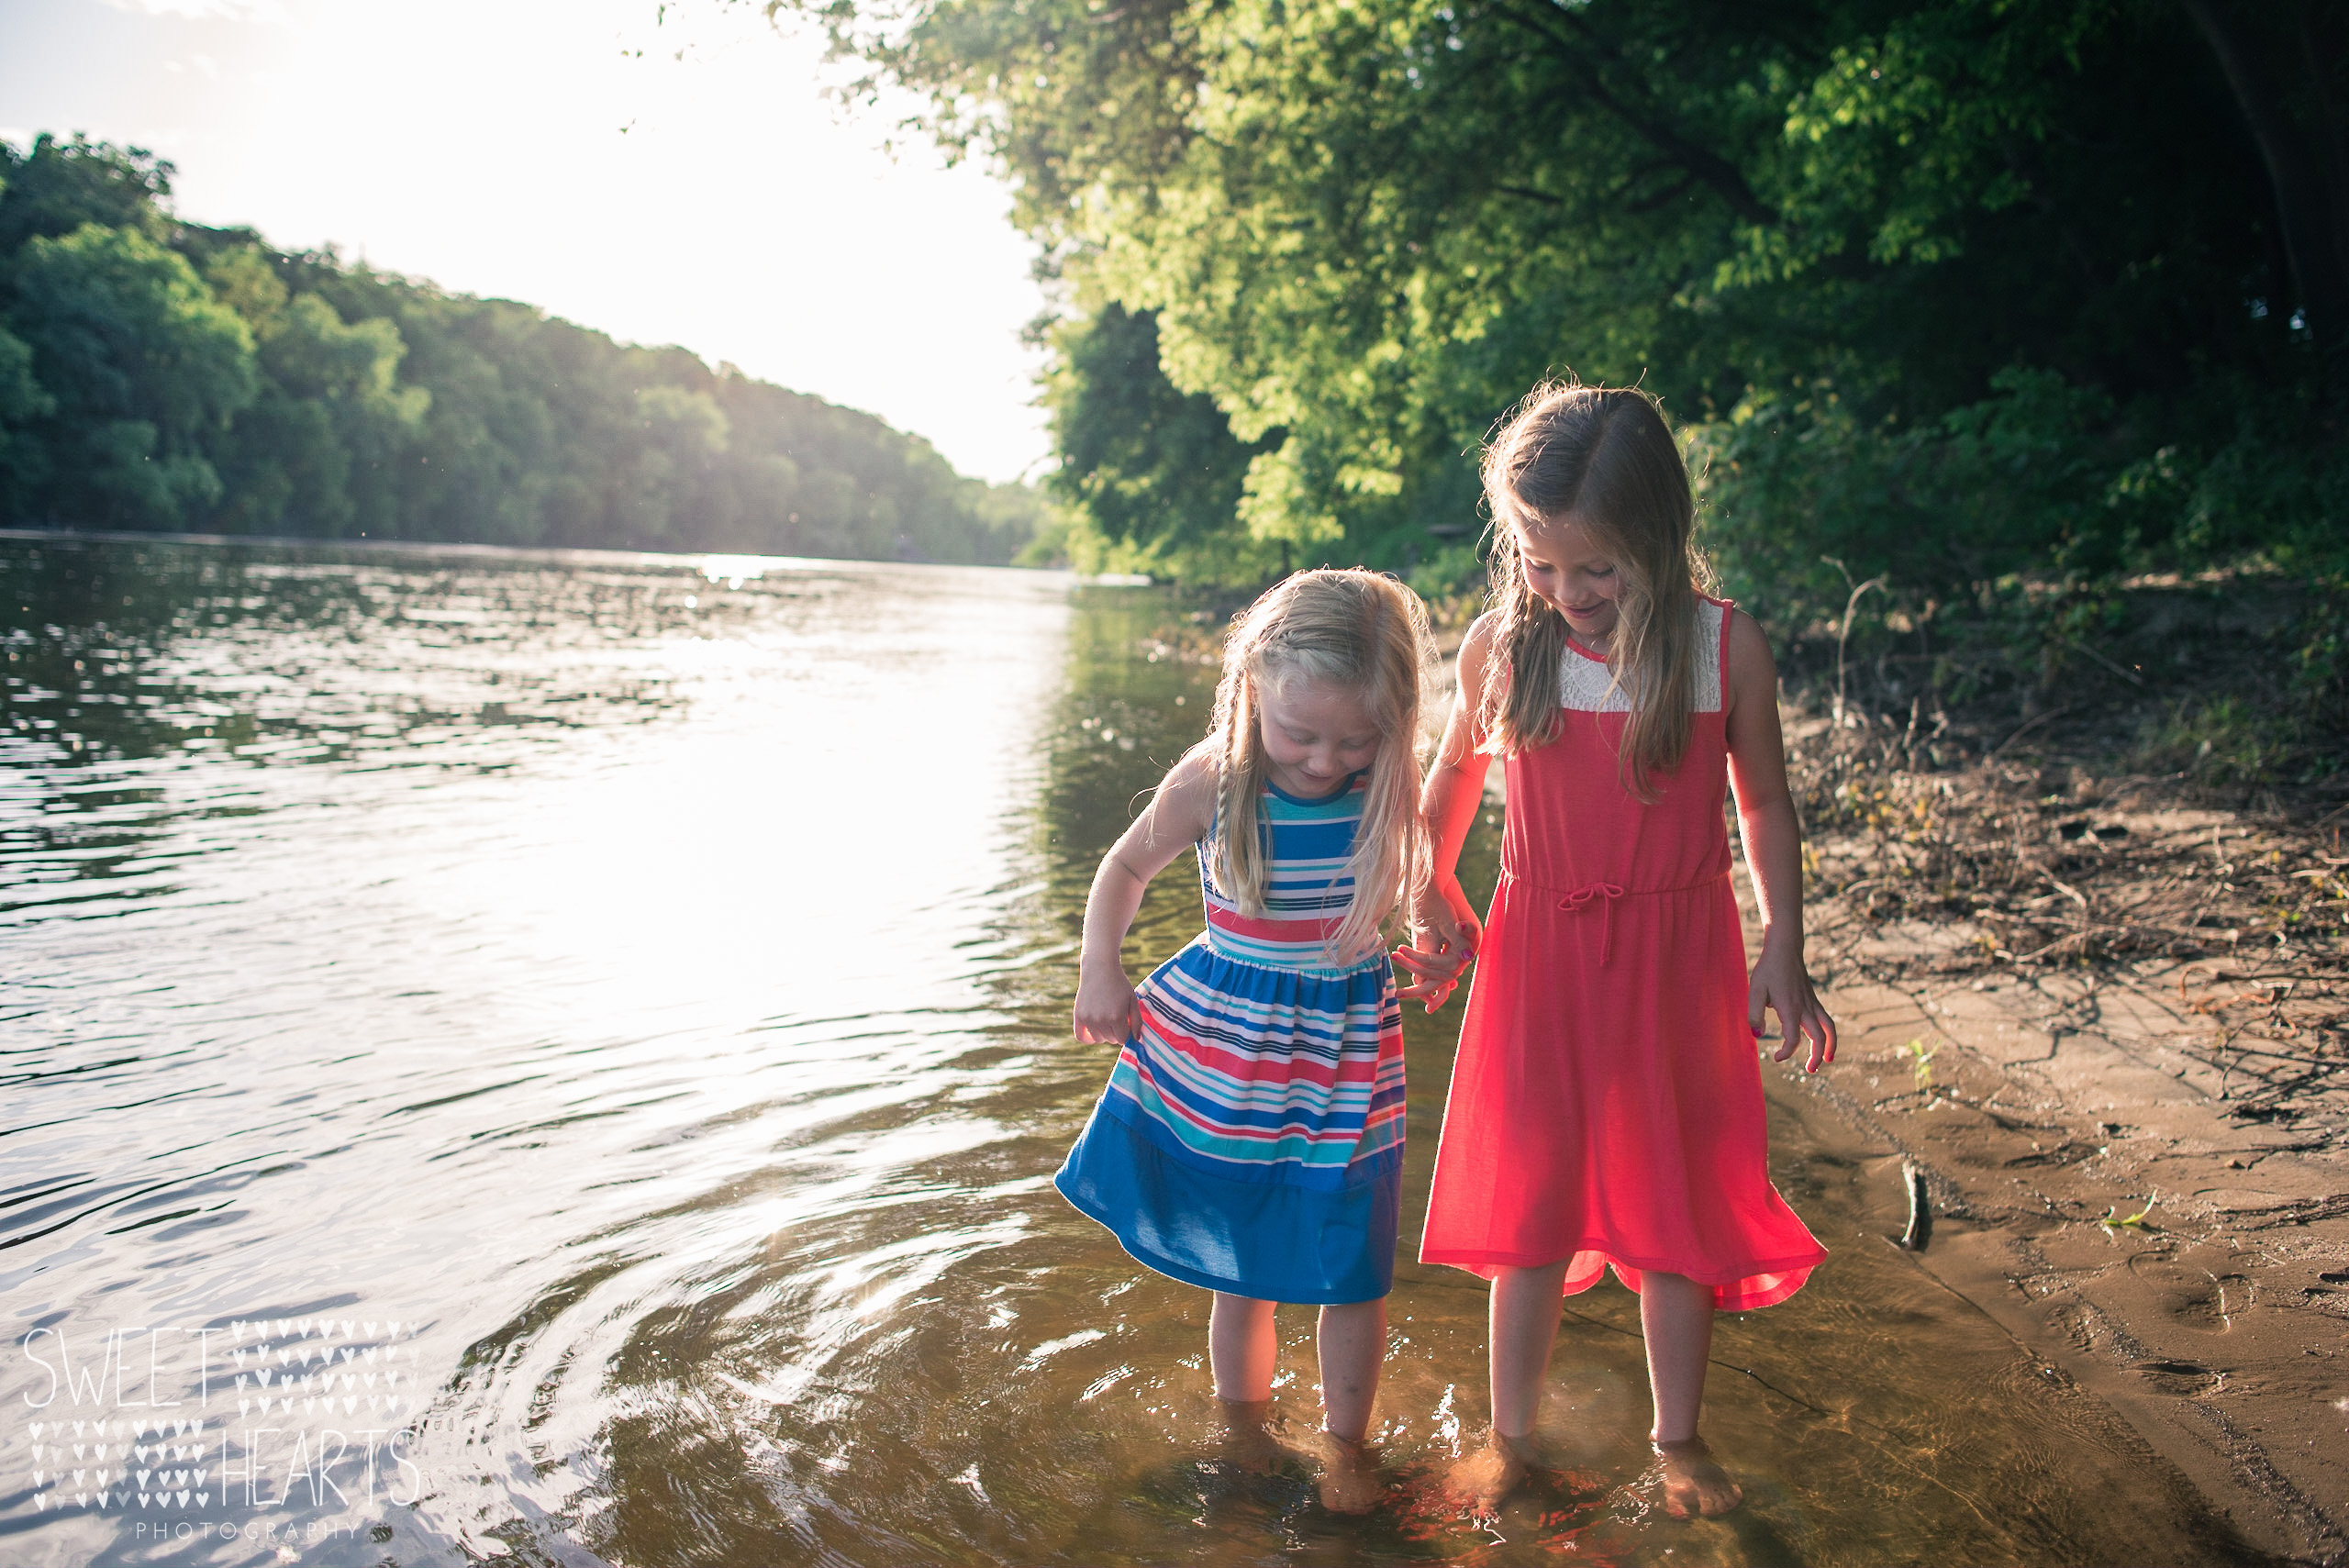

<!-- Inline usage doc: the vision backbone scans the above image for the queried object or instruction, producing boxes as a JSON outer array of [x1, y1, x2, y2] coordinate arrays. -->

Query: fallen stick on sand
[[1896, 1158, 1932, 1251]]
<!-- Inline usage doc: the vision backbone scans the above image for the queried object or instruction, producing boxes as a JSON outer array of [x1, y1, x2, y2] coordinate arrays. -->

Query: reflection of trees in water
[[944, 584, 1225, 1106], [456, 582, 1227, 1568], [0, 538, 726, 916], [1034, 587, 1223, 944], [3, 537, 710, 754]]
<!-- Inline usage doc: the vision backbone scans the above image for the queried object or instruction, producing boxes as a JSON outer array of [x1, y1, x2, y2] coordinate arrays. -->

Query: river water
[[0, 538, 2267, 1567]]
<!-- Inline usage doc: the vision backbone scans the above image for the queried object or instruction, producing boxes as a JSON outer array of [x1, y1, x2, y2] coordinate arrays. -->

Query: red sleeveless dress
[[1419, 598, 1823, 1310]]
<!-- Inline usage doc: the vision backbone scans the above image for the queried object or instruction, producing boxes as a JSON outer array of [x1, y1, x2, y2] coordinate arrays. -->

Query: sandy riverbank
[[1746, 787, 2349, 1565], [1754, 931, 2347, 1564]]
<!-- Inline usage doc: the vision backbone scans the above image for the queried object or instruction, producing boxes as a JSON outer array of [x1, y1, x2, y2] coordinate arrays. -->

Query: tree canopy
[[0, 132, 1043, 563], [780, 0, 2345, 616]]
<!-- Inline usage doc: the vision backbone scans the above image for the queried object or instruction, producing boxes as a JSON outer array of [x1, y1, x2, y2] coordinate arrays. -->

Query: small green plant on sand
[[1898, 1037, 1939, 1093], [2139, 696, 2299, 786], [2103, 1195, 2157, 1229]]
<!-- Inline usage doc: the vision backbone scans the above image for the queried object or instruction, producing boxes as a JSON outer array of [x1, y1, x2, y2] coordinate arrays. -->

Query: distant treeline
[[0, 134, 1043, 563]]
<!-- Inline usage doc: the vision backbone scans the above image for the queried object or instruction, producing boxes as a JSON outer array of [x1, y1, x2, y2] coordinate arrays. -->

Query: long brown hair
[[1201, 569, 1433, 962], [1477, 381, 1714, 798]]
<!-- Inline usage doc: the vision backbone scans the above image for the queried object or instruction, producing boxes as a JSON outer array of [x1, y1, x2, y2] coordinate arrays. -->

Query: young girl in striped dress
[[1055, 568, 1433, 1513]]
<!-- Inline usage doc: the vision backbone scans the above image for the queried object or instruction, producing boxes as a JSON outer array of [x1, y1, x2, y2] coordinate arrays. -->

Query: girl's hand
[[1749, 944, 1836, 1073], [1419, 874, 1484, 963], [1394, 879, 1481, 1011], [1392, 943, 1462, 1009], [1074, 965, 1141, 1045]]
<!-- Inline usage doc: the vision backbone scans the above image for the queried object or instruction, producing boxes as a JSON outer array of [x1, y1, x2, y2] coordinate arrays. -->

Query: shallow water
[[0, 538, 2268, 1567]]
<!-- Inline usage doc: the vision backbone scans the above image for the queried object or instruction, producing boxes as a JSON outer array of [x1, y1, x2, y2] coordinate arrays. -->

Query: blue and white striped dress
[[1055, 772, 1406, 1303]]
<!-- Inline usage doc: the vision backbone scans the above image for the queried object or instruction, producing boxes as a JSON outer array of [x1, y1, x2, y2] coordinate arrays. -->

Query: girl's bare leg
[[1450, 1260, 1568, 1512], [1209, 1292, 1278, 1401], [1313, 1299, 1387, 1512], [1490, 1262, 1569, 1436], [1639, 1271, 1742, 1517], [1315, 1298, 1386, 1440], [1209, 1293, 1282, 1468]]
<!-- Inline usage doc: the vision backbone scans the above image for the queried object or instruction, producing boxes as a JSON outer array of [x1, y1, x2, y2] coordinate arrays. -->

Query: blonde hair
[[1477, 381, 1714, 799], [1200, 569, 1433, 962]]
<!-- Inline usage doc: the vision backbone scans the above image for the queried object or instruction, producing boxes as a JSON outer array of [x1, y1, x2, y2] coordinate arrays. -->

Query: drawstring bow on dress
[[1557, 881, 1626, 966]]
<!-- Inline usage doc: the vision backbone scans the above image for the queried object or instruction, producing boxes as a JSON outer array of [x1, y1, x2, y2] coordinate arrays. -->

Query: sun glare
[[1, 0, 1050, 481]]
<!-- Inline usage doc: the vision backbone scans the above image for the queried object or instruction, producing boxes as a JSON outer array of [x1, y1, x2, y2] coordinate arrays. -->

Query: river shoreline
[[1760, 906, 2349, 1566]]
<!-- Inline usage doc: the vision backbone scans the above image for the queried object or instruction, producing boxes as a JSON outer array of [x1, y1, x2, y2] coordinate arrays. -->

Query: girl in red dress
[[1397, 383, 1837, 1519]]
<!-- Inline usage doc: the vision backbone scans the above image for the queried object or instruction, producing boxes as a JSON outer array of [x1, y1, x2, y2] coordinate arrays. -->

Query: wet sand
[[1765, 891, 2349, 1565]]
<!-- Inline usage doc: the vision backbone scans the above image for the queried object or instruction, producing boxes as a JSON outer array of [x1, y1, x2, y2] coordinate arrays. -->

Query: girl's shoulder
[[1710, 599, 1769, 660], [1459, 608, 1504, 655], [1696, 595, 1764, 656], [1163, 745, 1221, 795], [1453, 610, 1504, 691], [1715, 603, 1779, 713], [1153, 747, 1222, 840]]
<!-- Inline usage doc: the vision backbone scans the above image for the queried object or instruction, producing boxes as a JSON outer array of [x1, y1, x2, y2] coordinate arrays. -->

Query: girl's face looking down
[[1513, 516, 1622, 648], [1257, 676, 1381, 800]]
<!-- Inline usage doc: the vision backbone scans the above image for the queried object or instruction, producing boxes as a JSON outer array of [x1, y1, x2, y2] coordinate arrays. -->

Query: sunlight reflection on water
[[0, 538, 2269, 1568]]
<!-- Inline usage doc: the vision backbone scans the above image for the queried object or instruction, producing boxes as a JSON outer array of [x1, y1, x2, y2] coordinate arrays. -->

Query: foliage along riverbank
[[801, 0, 2348, 784], [0, 133, 1043, 564]]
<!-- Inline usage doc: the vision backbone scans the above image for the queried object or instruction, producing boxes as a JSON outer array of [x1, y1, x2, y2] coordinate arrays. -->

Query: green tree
[[607, 384, 730, 547], [203, 243, 428, 536], [7, 223, 256, 528], [0, 133, 175, 255], [0, 132, 1047, 562], [0, 323, 56, 514], [778, 0, 2345, 605], [1044, 302, 1278, 580]]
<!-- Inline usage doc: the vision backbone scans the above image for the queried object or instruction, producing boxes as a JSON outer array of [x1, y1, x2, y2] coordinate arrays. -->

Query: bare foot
[[1652, 1436, 1742, 1518], [1314, 1430, 1383, 1514], [1217, 1398, 1285, 1473], [1445, 1429, 1534, 1518]]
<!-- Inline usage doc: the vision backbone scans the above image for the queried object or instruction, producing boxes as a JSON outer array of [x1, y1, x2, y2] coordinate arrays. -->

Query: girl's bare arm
[[1074, 750, 1219, 1043], [1723, 609, 1837, 1072], [1398, 615, 1497, 1003]]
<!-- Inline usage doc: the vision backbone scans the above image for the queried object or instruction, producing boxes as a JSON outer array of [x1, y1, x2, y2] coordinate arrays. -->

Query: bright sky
[[0, 0, 1053, 484]]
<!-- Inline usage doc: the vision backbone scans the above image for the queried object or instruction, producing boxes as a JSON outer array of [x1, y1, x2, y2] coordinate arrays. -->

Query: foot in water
[[1652, 1436, 1742, 1518], [1315, 1430, 1383, 1514], [1446, 1429, 1538, 1518], [1216, 1398, 1287, 1473]]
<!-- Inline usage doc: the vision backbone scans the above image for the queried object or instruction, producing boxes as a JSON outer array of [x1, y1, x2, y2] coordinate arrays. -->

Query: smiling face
[[1511, 514, 1624, 649], [1256, 673, 1382, 799]]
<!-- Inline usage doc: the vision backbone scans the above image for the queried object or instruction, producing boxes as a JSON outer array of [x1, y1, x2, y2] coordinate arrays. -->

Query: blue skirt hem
[[1055, 1095, 1399, 1305]]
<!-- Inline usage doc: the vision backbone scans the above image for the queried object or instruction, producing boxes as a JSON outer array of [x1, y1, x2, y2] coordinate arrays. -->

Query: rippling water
[[2, 537, 2268, 1567]]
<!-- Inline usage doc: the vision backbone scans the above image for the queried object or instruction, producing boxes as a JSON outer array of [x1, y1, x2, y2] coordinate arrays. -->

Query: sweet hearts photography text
[[13, 1314, 432, 1529]]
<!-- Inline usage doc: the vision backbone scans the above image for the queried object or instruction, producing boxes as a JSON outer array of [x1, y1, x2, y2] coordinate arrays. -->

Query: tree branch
[[2181, 0, 2349, 345], [1626, 172, 1698, 215], [1477, 0, 1776, 228]]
